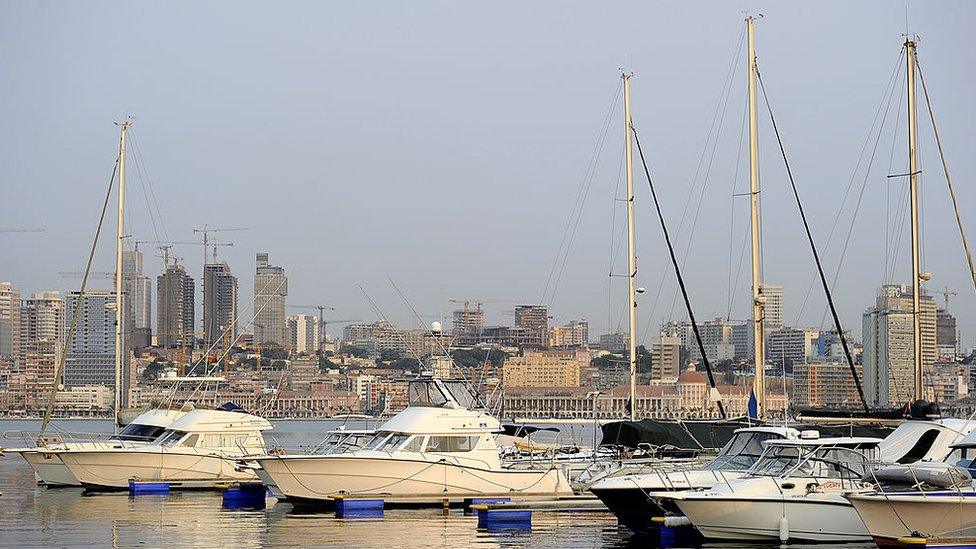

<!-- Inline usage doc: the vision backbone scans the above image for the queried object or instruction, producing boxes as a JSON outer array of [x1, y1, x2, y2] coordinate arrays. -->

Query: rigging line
[[755, 69, 869, 412], [127, 131, 164, 248], [608, 136, 627, 333], [128, 131, 171, 244], [665, 28, 746, 323], [916, 55, 976, 294], [541, 81, 621, 305], [885, 56, 908, 283], [43, 156, 120, 432], [631, 125, 727, 419], [726, 98, 750, 320], [798, 52, 905, 329]]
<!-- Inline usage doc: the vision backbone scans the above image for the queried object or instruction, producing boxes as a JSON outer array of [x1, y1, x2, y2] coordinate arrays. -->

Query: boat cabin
[[109, 408, 185, 443], [745, 434, 883, 485], [703, 426, 800, 472], [150, 407, 272, 456]]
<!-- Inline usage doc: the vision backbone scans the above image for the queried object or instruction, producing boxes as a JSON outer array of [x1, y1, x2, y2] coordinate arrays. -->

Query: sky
[[1, 1, 974, 348]]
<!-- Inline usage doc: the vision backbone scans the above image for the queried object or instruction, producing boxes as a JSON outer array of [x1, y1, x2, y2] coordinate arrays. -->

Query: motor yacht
[[588, 426, 800, 532], [672, 433, 883, 542], [848, 427, 976, 546], [251, 377, 572, 504], [8, 408, 185, 487], [56, 404, 272, 489]]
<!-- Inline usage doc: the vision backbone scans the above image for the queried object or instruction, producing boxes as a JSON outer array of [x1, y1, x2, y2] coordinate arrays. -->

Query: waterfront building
[[514, 305, 548, 348], [156, 263, 195, 349], [502, 348, 586, 388], [793, 361, 864, 409], [0, 282, 22, 367], [862, 284, 938, 407], [548, 319, 588, 348], [19, 291, 64, 366], [288, 314, 319, 355], [203, 262, 238, 349], [63, 290, 116, 389], [253, 253, 288, 346]]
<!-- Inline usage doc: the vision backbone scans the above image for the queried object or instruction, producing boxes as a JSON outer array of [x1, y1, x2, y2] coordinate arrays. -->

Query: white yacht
[[672, 433, 882, 543], [589, 426, 800, 532], [56, 405, 272, 489], [250, 378, 572, 504], [8, 408, 185, 487], [848, 427, 976, 546]]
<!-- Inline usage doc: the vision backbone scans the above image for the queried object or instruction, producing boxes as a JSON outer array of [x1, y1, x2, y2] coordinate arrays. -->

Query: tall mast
[[746, 16, 765, 418], [114, 120, 130, 429], [906, 38, 923, 401], [623, 72, 638, 421]]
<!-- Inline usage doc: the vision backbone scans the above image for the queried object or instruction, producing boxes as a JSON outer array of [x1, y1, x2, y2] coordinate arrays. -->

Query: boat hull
[[675, 493, 871, 542], [849, 492, 976, 544], [257, 454, 572, 503], [18, 449, 79, 486], [57, 449, 259, 489]]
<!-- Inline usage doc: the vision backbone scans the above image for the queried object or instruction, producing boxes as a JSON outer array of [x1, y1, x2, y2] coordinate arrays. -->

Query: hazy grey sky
[[1, 1, 974, 347]]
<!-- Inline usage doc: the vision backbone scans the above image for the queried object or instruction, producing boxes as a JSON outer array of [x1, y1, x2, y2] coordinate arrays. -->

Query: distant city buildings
[[288, 314, 319, 355], [650, 332, 681, 381], [63, 290, 116, 389], [548, 319, 588, 348], [19, 291, 64, 366], [761, 284, 784, 331], [253, 253, 287, 346], [123, 249, 152, 348], [514, 305, 548, 348], [0, 282, 22, 366], [452, 303, 484, 345], [937, 309, 959, 358], [156, 262, 195, 349], [502, 349, 586, 388], [766, 327, 819, 365], [203, 262, 238, 350], [862, 283, 938, 407], [793, 361, 865, 409]]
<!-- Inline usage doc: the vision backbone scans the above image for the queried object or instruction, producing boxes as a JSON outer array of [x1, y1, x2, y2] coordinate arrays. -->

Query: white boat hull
[[257, 454, 572, 503], [18, 449, 79, 486], [849, 492, 976, 544], [58, 449, 259, 489], [676, 493, 871, 542]]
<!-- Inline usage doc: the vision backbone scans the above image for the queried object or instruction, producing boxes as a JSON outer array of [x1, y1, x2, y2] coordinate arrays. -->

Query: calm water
[[0, 419, 876, 548]]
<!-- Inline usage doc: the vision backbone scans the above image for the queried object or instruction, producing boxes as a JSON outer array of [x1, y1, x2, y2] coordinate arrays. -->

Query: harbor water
[[0, 419, 874, 548]]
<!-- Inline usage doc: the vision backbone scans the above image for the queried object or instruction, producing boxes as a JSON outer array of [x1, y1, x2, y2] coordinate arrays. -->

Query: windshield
[[156, 429, 187, 447], [312, 432, 374, 455], [408, 381, 448, 407], [112, 423, 168, 442], [706, 432, 780, 471], [748, 443, 878, 480], [362, 431, 393, 451]]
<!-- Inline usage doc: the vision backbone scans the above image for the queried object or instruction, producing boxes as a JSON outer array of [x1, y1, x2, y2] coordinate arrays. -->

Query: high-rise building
[[452, 304, 484, 345], [123, 249, 152, 348], [651, 332, 681, 381], [288, 314, 319, 355], [19, 291, 65, 366], [203, 262, 238, 349], [731, 322, 754, 361], [63, 290, 116, 389], [514, 305, 548, 348], [156, 263, 195, 349], [597, 332, 628, 354], [937, 309, 959, 359], [0, 282, 22, 366], [862, 284, 938, 407], [254, 253, 287, 346], [689, 318, 735, 362], [766, 327, 819, 365], [761, 284, 784, 331], [794, 361, 864, 409]]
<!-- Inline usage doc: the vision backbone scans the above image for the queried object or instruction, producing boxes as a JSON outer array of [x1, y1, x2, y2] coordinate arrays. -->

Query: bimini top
[[166, 408, 272, 433], [129, 408, 186, 428]]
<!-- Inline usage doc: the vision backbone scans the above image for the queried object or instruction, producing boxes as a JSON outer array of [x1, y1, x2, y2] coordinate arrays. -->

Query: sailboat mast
[[114, 121, 130, 429], [747, 16, 765, 418], [623, 72, 638, 421], [905, 38, 923, 401]]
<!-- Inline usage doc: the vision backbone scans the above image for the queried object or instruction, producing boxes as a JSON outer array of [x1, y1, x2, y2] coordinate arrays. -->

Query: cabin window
[[114, 424, 167, 442], [181, 434, 200, 447], [402, 436, 426, 453], [364, 432, 392, 451], [425, 436, 479, 453], [157, 430, 187, 446], [378, 434, 409, 452]]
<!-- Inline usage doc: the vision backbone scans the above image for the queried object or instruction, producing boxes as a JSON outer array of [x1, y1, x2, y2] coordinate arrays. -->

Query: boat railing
[[2, 429, 118, 449], [863, 462, 973, 500]]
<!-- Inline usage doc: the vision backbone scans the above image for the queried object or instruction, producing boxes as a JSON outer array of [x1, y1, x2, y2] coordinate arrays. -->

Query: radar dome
[[431, 321, 442, 333]]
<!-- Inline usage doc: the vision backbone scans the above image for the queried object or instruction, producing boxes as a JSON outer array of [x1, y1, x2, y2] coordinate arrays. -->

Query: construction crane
[[192, 225, 249, 263], [287, 304, 338, 348], [58, 271, 114, 279], [939, 287, 958, 312], [0, 228, 45, 234]]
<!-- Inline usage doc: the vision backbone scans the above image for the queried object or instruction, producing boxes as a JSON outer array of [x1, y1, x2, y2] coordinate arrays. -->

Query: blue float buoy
[[222, 484, 267, 509], [128, 481, 170, 494], [474, 507, 532, 530], [463, 498, 511, 514], [334, 498, 384, 518]]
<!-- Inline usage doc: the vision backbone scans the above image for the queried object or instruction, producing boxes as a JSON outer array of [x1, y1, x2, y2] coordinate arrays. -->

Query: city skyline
[[1, 2, 974, 348]]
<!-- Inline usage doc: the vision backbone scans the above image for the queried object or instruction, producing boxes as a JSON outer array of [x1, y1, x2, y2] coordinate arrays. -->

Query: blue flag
[[748, 389, 758, 420]]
